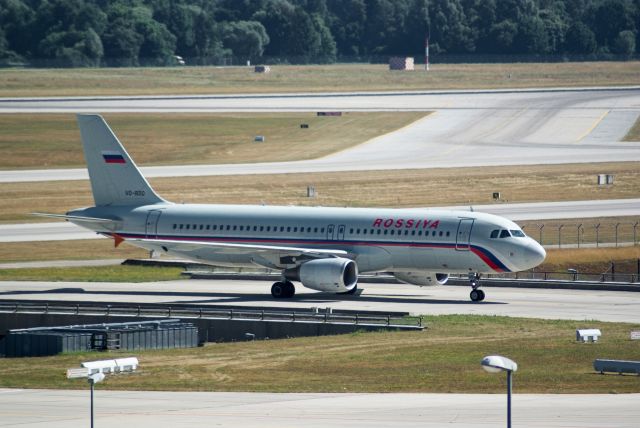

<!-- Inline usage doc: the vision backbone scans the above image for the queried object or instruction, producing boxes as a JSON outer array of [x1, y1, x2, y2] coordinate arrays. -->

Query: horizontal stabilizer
[[31, 212, 119, 225]]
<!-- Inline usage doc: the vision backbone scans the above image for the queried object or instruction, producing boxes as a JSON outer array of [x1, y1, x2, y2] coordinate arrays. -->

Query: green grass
[[624, 116, 640, 141], [0, 112, 424, 169], [1, 62, 639, 97], [1, 315, 638, 393], [0, 265, 184, 282]]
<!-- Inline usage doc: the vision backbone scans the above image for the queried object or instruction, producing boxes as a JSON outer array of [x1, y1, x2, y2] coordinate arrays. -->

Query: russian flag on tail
[[102, 151, 126, 164]]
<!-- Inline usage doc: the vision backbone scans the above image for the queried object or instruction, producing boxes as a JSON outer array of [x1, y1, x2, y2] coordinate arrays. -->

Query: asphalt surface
[[1, 87, 639, 183], [0, 389, 637, 428], [1, 280, 638, 322], [2, 199, 638, 243]]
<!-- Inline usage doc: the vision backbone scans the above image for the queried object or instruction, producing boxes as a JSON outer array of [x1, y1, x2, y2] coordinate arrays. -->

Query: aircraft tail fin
[[77, 114, 166, 207]]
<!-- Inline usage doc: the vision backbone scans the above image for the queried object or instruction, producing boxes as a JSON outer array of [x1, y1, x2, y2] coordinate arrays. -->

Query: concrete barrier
[[594, 359, 640, 375]]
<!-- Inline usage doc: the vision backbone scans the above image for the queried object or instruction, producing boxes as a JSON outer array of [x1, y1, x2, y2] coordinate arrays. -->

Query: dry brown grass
[[4, 162, 639, 223], [1, 62, 639, 97], [538, 246, 640, 274], [1, 315, 639, 393], [0, 239, 147, 263], [0, 112, 424, 169]]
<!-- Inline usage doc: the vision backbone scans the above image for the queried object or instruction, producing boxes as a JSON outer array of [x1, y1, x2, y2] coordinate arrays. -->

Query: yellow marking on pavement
[[320, 112, 434, 159], [575, 110, 609, 143]]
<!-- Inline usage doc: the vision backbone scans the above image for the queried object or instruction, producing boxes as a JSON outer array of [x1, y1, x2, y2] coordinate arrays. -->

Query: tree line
[[1, 0, 638, 67]]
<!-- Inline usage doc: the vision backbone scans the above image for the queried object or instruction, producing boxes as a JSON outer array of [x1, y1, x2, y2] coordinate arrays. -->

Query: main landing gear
[[271, 281, 295, 298], [468, 273, 485, 302]]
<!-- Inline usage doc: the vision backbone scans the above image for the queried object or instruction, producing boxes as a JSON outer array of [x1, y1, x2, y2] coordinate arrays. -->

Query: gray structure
[[1, 319, 198, 357]]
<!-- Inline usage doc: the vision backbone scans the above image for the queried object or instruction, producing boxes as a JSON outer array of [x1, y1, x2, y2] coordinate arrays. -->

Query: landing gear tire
[[470, 289, 485, 302], [272, 281, 295, 298]]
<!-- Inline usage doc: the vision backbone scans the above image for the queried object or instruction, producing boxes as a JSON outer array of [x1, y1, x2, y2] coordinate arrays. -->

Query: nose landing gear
[[468, 273, 485, 302]]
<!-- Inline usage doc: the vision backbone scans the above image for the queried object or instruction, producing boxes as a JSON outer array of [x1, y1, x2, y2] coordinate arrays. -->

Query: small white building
[[389, 57, 414, 71]]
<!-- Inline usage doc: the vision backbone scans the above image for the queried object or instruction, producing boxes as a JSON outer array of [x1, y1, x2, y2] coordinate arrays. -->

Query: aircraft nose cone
[[524, 239, 546, 268]]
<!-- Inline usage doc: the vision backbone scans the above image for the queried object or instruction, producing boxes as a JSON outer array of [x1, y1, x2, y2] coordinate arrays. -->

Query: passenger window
[[390, 230, 394, 235], [321, 228, 325, 233], [384, 230, 388, 235], [172, 224, 177, 229], [446, 231, 450, 237], [418, 231, 422, 236], [439, 231, 443, 237], [377, 229, 381, 235], [490, 230, 499, 238], [179, 224, 184, 230], [500, 230, 511, 238], [314, 227, 318, 233], [350, 228, 354, 234], [287, 227, 291, 232], [186, 224, 190, 230], [266, 226, 271, 232], [411, 230, 415, 236]]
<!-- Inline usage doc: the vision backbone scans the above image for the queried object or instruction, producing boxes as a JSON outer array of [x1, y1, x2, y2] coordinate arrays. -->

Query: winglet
[[113, 233, 125, 248]]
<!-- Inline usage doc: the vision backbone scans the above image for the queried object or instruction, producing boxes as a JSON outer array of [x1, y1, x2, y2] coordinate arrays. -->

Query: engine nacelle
[[393, 271, 449, 286], [292, 258, 358, 293]]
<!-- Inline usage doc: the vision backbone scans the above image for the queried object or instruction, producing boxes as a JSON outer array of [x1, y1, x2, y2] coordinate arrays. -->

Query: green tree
[[221, 20, 270, 59], [612, 29, 636, 56], [37, 28, 103, 67], [564, 21, 597, 54]]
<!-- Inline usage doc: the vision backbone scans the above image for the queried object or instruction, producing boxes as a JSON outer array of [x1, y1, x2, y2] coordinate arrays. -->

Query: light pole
[[88, 372, 105, 428], [67, 357, 139, 428], [481, 355, 518, 428]]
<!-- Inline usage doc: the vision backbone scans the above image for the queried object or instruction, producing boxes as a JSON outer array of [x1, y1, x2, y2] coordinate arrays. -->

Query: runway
[[1, 279, 638, 322], [1, 88, 639, 183], [0, 389, 637, 428], [3, 199, 638, 243]]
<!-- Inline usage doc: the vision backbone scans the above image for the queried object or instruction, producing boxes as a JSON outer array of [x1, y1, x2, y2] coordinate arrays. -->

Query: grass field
[[624, 116, 640, 141], [0, 315, 638, 393], [3, 162, 639, 223], [1, 62, 639, 97], [0, 265, 183, 282], [0, 112, 424, 169], [0, 239, 148, 263]]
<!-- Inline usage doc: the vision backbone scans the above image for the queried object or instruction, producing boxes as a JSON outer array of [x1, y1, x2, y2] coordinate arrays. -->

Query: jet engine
[[393, 271, 449, 286], [286, 258, 358, 293]]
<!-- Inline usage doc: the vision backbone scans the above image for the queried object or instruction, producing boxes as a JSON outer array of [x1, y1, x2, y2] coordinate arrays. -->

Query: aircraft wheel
[[284, 281, 296, 298], [271, 282, 286, 298], [470, 289, 482, 302], [477, 289, 485, 301]]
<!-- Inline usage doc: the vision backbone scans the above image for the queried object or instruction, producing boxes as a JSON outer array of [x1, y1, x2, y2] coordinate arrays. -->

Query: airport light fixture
[[67, 358, 139, 428], [481, 355, 518, 428]]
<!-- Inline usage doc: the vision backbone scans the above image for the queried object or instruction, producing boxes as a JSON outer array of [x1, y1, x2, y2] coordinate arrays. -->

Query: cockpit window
[[510, 229, 526, 237], [499, 229, 511, 238], [490, 230, 499, 239]]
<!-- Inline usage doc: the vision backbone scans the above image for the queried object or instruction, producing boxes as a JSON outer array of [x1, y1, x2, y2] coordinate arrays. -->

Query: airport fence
[[519, 219, 640, 249]]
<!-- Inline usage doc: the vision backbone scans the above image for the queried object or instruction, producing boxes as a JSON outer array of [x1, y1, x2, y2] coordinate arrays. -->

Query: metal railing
[[0, 301, 423, 329]]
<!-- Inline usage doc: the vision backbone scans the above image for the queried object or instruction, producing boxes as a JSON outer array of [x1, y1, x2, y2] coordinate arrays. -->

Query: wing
[[124, 237, 350, 269]]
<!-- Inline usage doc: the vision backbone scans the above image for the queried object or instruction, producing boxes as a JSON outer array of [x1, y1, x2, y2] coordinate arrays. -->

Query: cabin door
[[455, 218, 474, 251], [145, 210, 162, 238]]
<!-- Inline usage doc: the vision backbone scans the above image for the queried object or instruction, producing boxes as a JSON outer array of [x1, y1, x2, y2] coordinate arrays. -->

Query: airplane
[[36, 114, 546, 301]]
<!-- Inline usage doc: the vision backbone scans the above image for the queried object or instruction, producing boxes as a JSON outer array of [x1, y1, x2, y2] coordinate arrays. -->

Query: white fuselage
[[69, 203, 546, 275]]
